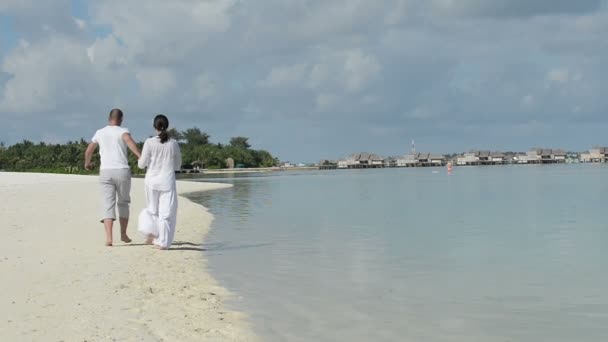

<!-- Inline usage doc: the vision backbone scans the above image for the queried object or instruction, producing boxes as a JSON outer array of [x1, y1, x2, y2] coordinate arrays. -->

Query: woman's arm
[[173, 141, 182, 171]]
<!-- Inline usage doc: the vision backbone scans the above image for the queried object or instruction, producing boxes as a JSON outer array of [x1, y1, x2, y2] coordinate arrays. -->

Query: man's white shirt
[[92, 125, 130, 170]]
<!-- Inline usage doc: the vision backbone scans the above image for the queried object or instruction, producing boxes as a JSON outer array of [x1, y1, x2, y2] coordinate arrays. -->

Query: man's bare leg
[[103, 219, 113, 246], [119, 217, 132, 243]]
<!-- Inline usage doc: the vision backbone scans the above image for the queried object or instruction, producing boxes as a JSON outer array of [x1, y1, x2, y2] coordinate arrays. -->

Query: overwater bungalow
[[580, 147, 608, 163], [319, 160, 338, 170], [490, 152, 506, 164], [456, 152, 479, 166], [512, 153, 527, 164], [456, 151, 505, 166], [429, 154, 446, 166], [321, 146, 597, 171], [477, 151, 491, 164], [339, 153, 385, 169], [383, 157, 397, 168], [395, 153, 446, 167], [536, 149, 567, 164]]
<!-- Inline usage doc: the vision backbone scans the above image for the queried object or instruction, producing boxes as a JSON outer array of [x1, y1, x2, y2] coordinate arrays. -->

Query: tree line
[[0, 127, 279, 174]]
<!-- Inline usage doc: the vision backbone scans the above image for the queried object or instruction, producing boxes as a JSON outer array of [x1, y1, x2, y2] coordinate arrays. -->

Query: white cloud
[[307, 63, 331, 89], [547, 68, 570, 83], [74, 18, 86, 30], [0, 37, 90, 113], [92, 0, 236, 65], [315, 93, 337, 111], [571, 71, 583, 81], [86, 35, 128, 67], [343, 49, 381, 92], [258, 64, 308, 88], [384, 0, 411, 25], [0, 0, 52, 12], [521, 94, 535, 108], [135, 67, 177, 98], [192, 73, 216, 101]]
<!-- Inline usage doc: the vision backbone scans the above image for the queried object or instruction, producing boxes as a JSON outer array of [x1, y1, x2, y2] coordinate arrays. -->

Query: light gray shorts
[[99, 168, 131, 222]]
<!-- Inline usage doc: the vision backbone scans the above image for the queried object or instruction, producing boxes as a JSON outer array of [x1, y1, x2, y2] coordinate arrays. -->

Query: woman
[[137, 114, 182, 250]]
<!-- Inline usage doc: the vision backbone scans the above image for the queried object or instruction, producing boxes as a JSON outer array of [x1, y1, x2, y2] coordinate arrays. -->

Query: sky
[[0, 0, 607, 162]]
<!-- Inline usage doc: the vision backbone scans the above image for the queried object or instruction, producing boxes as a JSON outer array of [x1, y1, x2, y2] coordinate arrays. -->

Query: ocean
[[187, 164, 608, 341]]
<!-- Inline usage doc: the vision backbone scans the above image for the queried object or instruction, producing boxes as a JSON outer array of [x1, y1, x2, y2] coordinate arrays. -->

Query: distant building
[[383, 157, 397, 168], [477, 151, 491, 164], [398, 154, 415, 167], [342, 153, 385, 168], [191, 160, 204, 170], [395, 153, 446, 167], [429, 154, 446, 165], [580, 147, 607, 163], [318, 160, 338, 170], [319, 145, 603, 170], [512, 153, 527, 164], [490, 152, 506, 164], [456, 152, 479, 166], [525, 150, 541, 164], [456, 151, 506, 166], [566, 152, 579, 163], [553, 149, 567, 162], [535, 149, 567, 164]]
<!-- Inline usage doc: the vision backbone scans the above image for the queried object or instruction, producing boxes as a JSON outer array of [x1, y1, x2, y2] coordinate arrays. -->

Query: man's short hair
[[109, 108, 124, 121]]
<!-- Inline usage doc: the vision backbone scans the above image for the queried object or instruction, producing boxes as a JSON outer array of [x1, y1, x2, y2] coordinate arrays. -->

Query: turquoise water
[[188, 165, 608, 341]]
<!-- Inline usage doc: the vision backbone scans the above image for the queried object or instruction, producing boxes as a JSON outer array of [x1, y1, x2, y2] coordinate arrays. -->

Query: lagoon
[[188, 164, 608, 341]]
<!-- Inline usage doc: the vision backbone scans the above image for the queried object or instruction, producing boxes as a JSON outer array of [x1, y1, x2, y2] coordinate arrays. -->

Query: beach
[[0, 172, 257, 341]]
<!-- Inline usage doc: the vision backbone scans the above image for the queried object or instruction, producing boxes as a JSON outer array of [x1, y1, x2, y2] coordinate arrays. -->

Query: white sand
[[0, 172, 257, 341]]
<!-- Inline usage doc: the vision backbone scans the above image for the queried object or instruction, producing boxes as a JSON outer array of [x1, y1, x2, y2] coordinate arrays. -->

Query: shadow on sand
[[112, 241, 272, 252]]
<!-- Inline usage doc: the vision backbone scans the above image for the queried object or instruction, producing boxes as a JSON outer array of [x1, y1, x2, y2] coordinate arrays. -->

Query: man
[[85, 108, 141, 246]]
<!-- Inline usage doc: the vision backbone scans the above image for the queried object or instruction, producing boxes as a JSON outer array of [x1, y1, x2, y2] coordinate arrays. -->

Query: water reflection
[[187, 178, 265, 225]]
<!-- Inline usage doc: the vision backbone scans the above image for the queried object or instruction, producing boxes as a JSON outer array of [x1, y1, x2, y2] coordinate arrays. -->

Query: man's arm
[[138, 141, 150, 169], [84, 142, 98, 170], [122, 133, 141, 159]]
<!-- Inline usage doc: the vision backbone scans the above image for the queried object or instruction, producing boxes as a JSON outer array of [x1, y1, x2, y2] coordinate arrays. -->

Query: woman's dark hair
[[154, 114, 170, 143]]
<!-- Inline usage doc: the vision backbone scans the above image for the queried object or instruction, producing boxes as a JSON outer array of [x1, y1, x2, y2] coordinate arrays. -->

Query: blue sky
[[1, 0, 607, 162]]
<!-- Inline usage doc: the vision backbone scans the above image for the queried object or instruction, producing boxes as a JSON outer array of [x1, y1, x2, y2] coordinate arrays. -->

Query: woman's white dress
[[137, 136, 182, 248]]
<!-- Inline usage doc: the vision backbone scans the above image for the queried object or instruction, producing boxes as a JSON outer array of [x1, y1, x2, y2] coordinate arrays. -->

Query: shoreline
[[178, 166, 318, 175], [0, 172, 257, 341]]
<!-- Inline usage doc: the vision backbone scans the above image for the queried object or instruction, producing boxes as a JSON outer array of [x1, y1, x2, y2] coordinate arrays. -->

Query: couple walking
[[84, 108, 182, 250]]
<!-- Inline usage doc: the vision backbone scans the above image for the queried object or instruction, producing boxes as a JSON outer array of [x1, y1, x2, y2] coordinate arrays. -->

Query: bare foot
[[153, 245, 168, 250], [145, 236, 154, 245], [121, 235, 132, 243], [105, 241, 113, 247]]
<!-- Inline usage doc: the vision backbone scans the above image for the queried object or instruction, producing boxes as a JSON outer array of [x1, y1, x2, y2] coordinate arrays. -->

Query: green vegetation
[[0, 127, 279, 174]]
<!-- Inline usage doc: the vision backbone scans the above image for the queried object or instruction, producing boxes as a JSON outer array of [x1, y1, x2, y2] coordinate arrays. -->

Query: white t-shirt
[[138, 137, 182, 191], [91, 125, 131, 170]]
